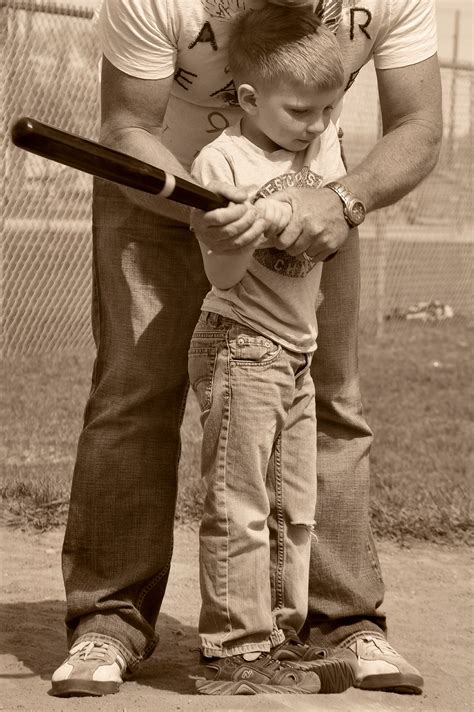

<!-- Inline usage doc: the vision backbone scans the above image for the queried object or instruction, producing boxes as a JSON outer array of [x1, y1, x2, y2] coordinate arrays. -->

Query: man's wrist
[[324, 182, 366, 228]]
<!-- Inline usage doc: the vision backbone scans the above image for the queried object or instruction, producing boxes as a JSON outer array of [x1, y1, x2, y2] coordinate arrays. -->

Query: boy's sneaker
[[195, 651, 321, 695], [51, 640, 127, 697], [271, 635, 357, 693], [342, 634, 424, 694]]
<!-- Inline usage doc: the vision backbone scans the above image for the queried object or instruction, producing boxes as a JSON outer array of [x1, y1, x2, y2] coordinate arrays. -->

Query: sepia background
[[0, 2, 472, 711], [0, 0, 472, 541]]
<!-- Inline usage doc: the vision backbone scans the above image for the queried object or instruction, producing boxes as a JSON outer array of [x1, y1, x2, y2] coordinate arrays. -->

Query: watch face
[[349, 200, 366, 225]]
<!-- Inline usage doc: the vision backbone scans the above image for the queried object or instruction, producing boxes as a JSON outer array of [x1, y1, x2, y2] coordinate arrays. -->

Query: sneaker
[[51, 640, 127, 697], [195, 651, 321, 695], [344, 634, 423, 694], [271, 634, 357, 693]]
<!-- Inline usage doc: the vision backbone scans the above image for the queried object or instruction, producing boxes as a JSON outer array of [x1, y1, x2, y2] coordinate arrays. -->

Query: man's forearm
[[100, 123, 193, 223], [342, 117, 442, 213], [341, 56, 443, 213]]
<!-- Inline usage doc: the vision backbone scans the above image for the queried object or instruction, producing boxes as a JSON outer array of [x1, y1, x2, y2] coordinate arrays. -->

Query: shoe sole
[[290, 658, 357, 693], [51, 680, 121, 697], [195, 678, 321, 695], [355, 673, 423, 695]]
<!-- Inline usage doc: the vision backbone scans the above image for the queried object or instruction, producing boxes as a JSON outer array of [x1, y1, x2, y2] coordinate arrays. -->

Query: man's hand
[[269, 187, 350, 262], [190, 181, 267, 255]]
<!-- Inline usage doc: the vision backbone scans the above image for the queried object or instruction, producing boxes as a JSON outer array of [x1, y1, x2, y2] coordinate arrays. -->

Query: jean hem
[[201, 641, 273, 658], [269, 629, 286, 647]]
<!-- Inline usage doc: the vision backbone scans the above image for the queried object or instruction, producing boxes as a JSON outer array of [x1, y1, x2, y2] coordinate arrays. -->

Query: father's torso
[[162, 0, 391, 166], [170, 1, 386, 103]]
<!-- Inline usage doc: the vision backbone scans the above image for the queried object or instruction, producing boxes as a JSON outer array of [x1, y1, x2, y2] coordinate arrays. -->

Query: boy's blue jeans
[[62, 180, 386, 671], [189, 312, 316, 656]]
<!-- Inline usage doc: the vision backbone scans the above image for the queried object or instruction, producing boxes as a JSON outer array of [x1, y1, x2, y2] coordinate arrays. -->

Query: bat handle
[[171, 174, 228, 211]]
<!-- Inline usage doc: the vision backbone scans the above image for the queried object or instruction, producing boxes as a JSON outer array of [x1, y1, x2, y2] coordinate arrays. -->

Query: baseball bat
[[10, 116, 227, 212]]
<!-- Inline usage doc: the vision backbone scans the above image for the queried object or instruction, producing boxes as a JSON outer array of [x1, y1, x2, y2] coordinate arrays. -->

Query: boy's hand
[[253, 198, 293, 240], [268, 187, 350, 262], [189, 181, 267, 255]]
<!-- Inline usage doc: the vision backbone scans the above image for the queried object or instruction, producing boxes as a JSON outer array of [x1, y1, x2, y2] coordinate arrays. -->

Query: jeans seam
[[176, 380, 190, 466], [366, 528, 384, 584], [132, 374, 187, 658], [219, 343, 233, 645], [134, 382, 188, 616], [83, 233, 104, 422], [273, 436, 285, 612], [135, 546, 173, 614], [205, 347, 219, 412]]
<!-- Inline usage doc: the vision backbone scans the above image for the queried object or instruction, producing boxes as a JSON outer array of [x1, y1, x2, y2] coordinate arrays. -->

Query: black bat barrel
[[10, 117, 227, 212]]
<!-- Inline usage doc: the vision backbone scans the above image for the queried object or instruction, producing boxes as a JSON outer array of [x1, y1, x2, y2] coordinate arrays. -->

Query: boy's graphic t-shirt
[[99, 0, 438, 169], [191, 122, 345, 353]]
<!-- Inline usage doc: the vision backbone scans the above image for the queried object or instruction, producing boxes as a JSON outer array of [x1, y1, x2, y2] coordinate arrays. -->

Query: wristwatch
[[325, 182, 366, 227]]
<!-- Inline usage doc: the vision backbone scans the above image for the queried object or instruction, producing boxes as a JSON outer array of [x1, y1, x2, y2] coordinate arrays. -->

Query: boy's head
[[229, 5, 344, 152]]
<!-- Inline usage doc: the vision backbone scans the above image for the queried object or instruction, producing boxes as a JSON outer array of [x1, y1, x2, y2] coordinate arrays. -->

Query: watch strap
[[325, 181, 366, 227], [325, 181, 352, 204]]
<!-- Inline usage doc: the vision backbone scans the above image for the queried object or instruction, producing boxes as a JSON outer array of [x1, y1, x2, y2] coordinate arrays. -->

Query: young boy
[[189, 5, 357, 696]]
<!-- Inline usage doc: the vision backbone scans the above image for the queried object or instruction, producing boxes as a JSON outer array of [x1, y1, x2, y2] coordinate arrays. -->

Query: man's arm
[[272, 54, 443, 261], [99, 57, 266, 247], [99, 56, 195, 222], [343, 54, 443, 210]]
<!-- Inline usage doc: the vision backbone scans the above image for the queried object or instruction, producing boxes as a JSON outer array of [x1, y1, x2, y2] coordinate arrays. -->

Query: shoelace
[[274, 634, 327, 659], [74, 642, 114, 662], [360, 636, 397, 657], [247, 653, 295, 672], [250, 653, 280, 669]]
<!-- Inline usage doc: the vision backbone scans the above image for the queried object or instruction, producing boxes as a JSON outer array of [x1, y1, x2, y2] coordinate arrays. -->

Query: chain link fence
[[1, 0, 472, 355], [1, 0, 100, 355], [342, 59, 473, 336]]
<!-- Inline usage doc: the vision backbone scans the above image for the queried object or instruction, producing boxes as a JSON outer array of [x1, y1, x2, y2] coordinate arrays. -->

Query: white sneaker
[[345, 635, 423, 694], [51, 640, 127, 697]]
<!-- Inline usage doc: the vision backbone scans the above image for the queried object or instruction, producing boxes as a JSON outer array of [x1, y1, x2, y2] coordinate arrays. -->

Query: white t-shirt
[[191, 122, 346, 353], [99, 0, 438, 170]]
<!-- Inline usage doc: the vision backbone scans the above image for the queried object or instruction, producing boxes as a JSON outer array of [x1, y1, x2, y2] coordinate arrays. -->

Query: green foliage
[[1, 319, 472, 542]]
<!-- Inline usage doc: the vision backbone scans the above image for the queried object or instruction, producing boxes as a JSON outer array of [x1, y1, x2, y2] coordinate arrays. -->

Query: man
[[51, 0, 442, 698]]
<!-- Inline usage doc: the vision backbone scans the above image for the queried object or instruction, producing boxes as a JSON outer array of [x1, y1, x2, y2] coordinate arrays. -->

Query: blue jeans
[[189, 313, 316, 656], [62, 179, 385, 671]]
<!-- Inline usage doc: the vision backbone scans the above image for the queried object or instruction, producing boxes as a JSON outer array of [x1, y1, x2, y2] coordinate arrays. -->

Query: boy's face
[[246, 81, 341, 152]]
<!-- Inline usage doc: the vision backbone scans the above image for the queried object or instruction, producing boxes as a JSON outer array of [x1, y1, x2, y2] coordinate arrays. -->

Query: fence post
[[448, 10, 460, 162], [0, 3, 7, 358], [374, 210, 387, 338]]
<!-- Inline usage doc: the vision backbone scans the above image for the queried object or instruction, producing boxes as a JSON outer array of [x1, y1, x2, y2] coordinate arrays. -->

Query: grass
[[360, 318, 473, 544], [1, 318, 472, 544]]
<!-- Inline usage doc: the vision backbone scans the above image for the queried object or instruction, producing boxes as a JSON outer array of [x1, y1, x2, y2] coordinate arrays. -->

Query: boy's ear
[[237, 84, 258, 114]]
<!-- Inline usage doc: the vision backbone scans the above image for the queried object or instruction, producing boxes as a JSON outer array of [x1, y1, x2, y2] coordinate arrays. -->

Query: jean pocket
[[228, 327, 281, 366], [188, 346, 218, 413]]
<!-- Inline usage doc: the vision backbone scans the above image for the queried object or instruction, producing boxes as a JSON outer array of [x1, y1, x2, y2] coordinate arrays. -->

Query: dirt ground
[[1, 524, 472, 712]]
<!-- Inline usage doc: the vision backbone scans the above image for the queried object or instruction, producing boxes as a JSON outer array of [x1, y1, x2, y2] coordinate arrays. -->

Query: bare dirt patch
[[1, 525, 472, 712]]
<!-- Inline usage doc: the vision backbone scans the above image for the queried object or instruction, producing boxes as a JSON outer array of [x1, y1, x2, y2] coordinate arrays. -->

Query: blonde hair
[[229, 6, 344, 91]]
